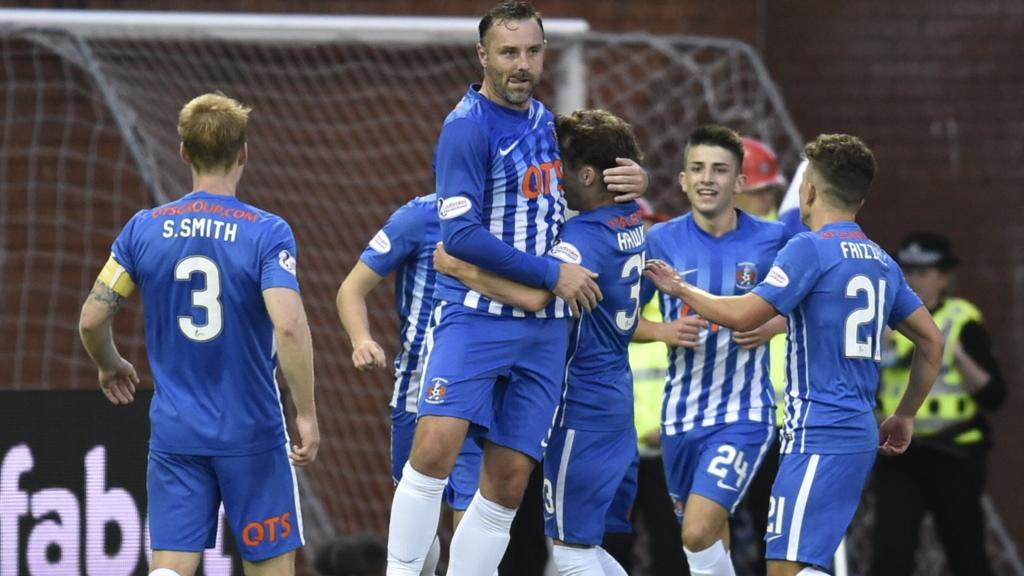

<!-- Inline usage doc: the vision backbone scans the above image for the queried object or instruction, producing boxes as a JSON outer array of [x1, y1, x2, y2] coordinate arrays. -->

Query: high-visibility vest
[[769, 332, 787, 429], [630, 298, 669, 453], [761, 210, 786, 428], [878, 297, 983, 444]]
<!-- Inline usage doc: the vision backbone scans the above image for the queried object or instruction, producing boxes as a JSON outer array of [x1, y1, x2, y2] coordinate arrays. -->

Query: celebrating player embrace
[[436, 108, 648, 575], [385, 3, 648, 575]]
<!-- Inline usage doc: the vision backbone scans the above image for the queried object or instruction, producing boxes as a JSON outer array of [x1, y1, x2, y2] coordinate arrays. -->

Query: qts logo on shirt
[[522, 160, 562, 200]]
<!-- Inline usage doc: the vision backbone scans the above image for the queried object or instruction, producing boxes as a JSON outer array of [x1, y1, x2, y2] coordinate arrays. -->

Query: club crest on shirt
[[735, 261, 758, 291], [424, 378, 448, 404]]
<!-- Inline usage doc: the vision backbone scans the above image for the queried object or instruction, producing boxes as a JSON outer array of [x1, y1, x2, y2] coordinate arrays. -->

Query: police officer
[[870, 232, 1007, 576]]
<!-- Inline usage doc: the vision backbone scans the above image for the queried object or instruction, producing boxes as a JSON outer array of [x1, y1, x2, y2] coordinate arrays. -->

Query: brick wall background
[[763, 0, 1024, 548], [7, 0, 1023, 556]]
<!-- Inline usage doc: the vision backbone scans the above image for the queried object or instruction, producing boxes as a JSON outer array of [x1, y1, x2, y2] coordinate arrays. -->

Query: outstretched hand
[[643, 259, 688, 298], [99, 357, 139, 405], [604, 157, 649, 202]]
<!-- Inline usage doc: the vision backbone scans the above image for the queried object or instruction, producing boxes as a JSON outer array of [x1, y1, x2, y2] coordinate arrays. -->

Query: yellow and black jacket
[[878, 297, 1006, 447]]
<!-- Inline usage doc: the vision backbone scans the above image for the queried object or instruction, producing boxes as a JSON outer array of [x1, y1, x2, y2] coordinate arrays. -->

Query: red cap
[[636, 198, 670, 223], [742, 137, 787, 190]]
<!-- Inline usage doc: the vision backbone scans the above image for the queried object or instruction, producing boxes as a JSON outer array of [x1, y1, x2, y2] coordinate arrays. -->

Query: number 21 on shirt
[[844, 275, 886, 361]]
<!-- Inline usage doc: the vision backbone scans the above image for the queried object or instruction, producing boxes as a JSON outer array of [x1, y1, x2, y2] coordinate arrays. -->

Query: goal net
[[8, 10, 1018, 576]]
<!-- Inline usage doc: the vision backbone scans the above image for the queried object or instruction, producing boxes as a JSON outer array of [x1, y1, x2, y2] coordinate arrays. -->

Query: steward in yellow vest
[[876, 235, 1006, 446], [869, 232, 1006, 576], [878, 297, 998, 444]]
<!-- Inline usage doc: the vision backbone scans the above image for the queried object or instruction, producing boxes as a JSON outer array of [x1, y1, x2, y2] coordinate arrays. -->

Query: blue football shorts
[[543, 426, 638, 545], [417, 302, 570, 461], [148, 444, 302, 562], [765, 450, 876, 570], [662, 421, 775, 522]]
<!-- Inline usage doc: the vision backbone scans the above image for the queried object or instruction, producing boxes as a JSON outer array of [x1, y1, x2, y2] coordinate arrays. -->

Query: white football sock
[[684, 540, 736, 576], [797, 567, 829, 576], [551, 544, 602, 576], [595, 546, 628, 576], [446, 491, 517, 576], [386, 462, 448, 576], [420, 534, 440, 576]]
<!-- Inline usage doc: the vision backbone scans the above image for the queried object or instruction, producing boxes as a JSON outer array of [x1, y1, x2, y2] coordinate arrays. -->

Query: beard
[[487, 68, 537, 106]]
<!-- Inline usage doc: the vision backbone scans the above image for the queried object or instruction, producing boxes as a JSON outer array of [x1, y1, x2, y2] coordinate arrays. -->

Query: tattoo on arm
[[88, 280, 126, 314]]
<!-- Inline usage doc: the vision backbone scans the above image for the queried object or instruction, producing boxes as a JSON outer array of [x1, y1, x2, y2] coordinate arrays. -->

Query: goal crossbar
[[0, 9, 590, 115], [0, 9, 588, 44]]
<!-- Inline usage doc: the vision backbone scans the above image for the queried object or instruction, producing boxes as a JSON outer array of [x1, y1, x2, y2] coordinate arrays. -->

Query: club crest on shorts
[[735, 261, 758, 291], [424, 378, 448, 404], [670, 492, 686, 521]]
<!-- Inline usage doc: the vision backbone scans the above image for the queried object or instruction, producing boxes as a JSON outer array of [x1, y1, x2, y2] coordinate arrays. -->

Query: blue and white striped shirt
[[433, 85, 569, 319], [646, 211, 789, 435], [359, 194, 439, 413]]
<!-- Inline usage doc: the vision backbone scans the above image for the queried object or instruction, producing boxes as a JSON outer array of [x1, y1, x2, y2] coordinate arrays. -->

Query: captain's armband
[[97, 254, 137, 297]]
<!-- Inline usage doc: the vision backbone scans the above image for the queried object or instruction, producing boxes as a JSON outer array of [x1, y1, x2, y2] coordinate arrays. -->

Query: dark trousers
[[603, 454, 688, 576], [868, 441, 993, 576]]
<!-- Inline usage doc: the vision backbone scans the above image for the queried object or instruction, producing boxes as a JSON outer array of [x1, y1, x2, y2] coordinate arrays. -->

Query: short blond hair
[[178, 93, 251, 174]]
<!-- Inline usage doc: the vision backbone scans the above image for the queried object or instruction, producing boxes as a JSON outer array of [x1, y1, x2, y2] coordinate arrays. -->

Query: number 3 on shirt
[[175, 255, 223, 342], [615, 253, 644, 332], [844, 275, 886, 360]]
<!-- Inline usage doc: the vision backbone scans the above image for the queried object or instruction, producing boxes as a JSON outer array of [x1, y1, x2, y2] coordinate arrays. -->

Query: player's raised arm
[[79, 256, 140, 405], [264, 287, 319, 466], [879, 306, 944, 456], [644, 259, 777, 332], [337, 262, 388, 370], [433, 242, 554, 313]]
